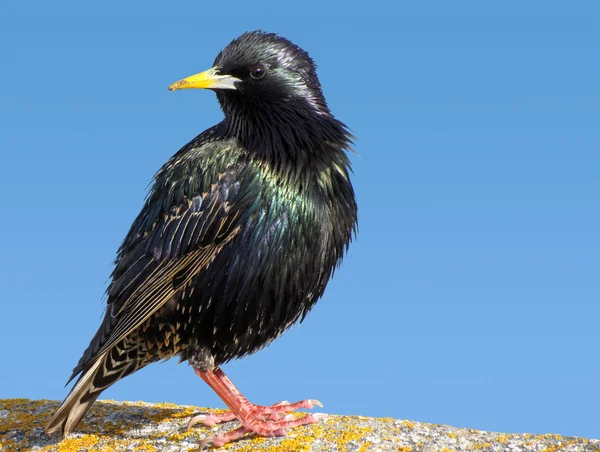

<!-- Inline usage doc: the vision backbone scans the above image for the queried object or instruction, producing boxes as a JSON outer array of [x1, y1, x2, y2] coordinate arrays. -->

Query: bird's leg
[[216, 370, 324, 415], [192, 367, 326, 448], [187, 368, 323, 429]]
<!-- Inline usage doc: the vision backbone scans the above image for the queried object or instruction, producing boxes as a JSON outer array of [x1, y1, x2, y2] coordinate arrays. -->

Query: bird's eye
[[249, 65, 267, 80]]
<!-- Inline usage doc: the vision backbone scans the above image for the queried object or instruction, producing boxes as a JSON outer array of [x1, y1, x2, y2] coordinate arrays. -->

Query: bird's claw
[[309, 399, 324, 408]]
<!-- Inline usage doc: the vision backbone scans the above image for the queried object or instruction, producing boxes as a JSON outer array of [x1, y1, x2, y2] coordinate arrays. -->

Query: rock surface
[[0, 398, 598, 451]]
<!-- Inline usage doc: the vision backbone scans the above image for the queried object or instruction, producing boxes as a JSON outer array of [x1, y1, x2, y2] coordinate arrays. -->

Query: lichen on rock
[[0, 399, 598, 451]]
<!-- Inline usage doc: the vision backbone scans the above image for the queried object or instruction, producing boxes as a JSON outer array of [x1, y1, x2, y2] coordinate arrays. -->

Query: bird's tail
[[45, 346, 140, 437], [45, 355, 106, 437]]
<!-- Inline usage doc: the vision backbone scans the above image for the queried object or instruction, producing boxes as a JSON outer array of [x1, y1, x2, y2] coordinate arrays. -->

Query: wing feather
[[69, 157, 249, 381]]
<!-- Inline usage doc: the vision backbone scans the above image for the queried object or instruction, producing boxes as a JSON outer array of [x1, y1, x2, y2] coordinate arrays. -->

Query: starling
[[46, 31, 357, 448]]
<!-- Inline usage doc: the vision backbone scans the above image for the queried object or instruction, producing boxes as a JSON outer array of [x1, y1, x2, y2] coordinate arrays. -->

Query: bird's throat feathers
[[217, 92, 353, 180]]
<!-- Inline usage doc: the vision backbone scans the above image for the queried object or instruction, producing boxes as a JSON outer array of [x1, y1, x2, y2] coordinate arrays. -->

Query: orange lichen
[[134, 443, 158, 451], [53, 435, 100, 451], [495, 434, 510, 443], [356, 442, 375, 452], [401, 420, 416, 429]]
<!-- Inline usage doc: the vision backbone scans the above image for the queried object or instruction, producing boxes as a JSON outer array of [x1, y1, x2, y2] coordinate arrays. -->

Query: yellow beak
[[168, 67, 240, 92]]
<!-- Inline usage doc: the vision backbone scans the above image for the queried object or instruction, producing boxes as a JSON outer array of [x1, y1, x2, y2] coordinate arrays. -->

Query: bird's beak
[[168, 67, 240, 92]]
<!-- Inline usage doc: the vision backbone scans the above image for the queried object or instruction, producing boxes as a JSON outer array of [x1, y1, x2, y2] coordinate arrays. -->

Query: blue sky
[[1, 0, 599, 440]]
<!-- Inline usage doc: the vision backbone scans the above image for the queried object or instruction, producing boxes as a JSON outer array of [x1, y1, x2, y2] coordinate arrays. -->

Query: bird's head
[[169, 31, 350, 162], [169, 31, 329, 117]]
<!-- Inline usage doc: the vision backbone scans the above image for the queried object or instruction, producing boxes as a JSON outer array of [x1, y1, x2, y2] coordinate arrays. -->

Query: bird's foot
[[187, 399, 323, 429], [192, 367, 327, 449], [197, 412, 328, 449]]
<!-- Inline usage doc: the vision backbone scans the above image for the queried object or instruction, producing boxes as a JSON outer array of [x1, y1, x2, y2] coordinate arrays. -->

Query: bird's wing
[[69, 161, 250, 381]]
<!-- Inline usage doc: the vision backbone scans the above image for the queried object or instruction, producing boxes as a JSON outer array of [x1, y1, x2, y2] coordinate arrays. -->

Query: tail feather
[[45, 357, 105, 437], [46, 342, 142, 437]]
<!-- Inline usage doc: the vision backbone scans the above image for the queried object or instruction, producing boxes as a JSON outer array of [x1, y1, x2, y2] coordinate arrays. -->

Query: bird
[[45, 30, 357, 448]]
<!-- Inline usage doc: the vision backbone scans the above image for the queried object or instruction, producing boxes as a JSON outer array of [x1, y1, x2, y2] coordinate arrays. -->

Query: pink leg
[[193, 367, 327, 448], [205, 368, 323, 417]]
